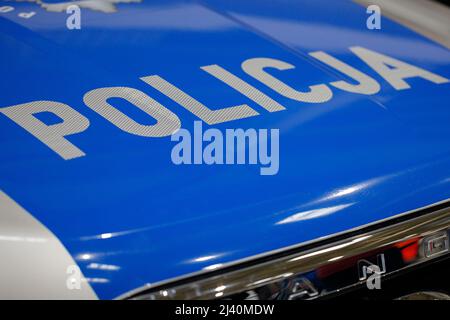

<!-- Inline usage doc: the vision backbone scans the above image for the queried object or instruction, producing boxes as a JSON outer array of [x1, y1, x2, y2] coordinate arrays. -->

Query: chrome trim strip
[[124, 201, 450, 300], [354, 0, 450, 49]]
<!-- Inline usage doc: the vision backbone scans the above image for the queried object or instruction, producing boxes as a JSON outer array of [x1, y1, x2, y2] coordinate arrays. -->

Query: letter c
[[242, 58, 333, 103]]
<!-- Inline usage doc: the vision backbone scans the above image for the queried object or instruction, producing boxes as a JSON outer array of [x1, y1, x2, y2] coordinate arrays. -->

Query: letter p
[[1, 101, 89, 160]]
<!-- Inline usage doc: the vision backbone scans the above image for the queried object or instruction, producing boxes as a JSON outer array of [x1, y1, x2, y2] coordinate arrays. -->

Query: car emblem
[[423, 231, 449, 258]]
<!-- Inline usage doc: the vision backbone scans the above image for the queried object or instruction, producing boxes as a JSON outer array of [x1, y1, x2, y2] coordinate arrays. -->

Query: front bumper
[[122, 200, 450, 300]]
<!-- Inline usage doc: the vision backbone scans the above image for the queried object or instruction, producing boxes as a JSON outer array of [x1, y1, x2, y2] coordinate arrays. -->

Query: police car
[[0, 0, 449, 300]]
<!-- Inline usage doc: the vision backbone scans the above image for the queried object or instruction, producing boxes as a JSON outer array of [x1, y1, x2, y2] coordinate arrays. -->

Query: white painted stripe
[[0, 191, 98, 299]]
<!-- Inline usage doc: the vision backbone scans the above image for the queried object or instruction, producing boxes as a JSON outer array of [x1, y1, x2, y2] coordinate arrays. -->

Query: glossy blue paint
[[1, 0, 450, 299]]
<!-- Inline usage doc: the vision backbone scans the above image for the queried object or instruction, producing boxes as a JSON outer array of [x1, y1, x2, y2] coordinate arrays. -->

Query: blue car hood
[[1, 0, 450, 299]]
